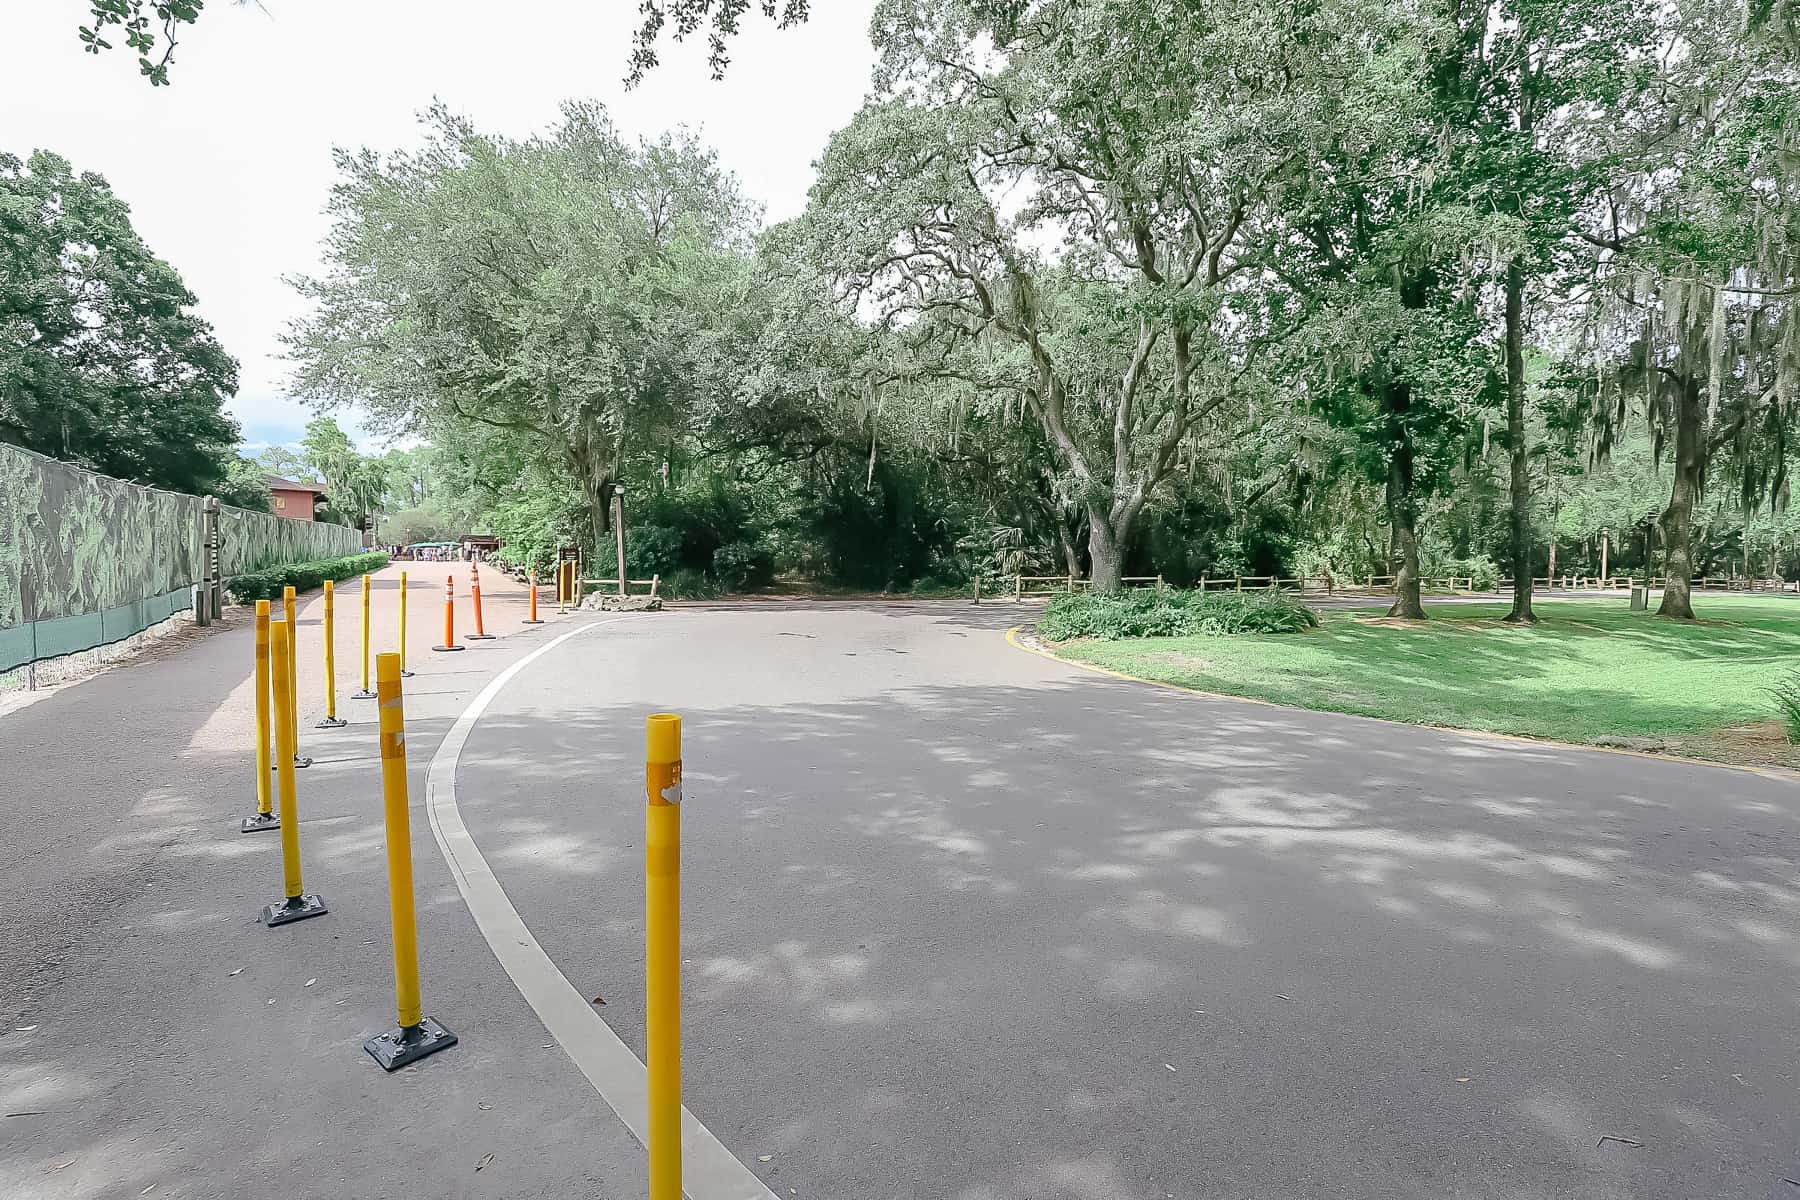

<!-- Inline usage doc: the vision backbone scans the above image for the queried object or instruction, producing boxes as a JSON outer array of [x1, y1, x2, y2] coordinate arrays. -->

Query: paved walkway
[[4, 588, 1798, 1199], [0, 563, 647, 1199]]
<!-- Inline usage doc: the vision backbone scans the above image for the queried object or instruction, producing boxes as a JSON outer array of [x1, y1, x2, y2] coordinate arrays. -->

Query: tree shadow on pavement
[[454, 676, 1800, 1200]]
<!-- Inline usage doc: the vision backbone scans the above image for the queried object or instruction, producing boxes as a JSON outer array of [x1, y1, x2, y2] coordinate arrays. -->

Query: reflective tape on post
[[645, 713, 682, 1200], [433, 575, 465, 652], [467, 562, 493, 639]]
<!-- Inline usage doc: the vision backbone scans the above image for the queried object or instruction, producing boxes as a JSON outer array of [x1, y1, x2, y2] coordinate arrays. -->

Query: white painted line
[[425, 620, 777, 1200]]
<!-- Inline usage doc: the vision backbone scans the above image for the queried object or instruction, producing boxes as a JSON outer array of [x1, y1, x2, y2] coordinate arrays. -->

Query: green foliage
[[384, 507, 453, 547], [287, 102, 756, 561], [789, 462, 956, 590], [78, 1, 202, 85], [627, 0, 811, 86], [1418, 536, 1501, 589], [0, 150, 242, 495], [1037, 589, 1319, 642], [1767, 668, 1800, 743], [711, 539, 776, 592], [227, 552, 389, 605], [216, 457, 272, 513], [660, 568, 722, 600], [299, 417, 389, 529], [271, 0, 1798, 614]]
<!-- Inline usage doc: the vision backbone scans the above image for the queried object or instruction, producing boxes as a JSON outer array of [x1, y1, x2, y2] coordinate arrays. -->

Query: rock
[[579, 593, 662, 612]]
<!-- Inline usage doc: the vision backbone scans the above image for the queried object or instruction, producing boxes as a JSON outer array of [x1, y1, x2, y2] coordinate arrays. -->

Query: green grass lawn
[[1054, 596, 1800, 765]]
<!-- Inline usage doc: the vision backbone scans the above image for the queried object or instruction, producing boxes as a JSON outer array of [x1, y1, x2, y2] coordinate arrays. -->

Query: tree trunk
[[567, 438, 615, 563], [1655, 376, 1702, 619], [1057, 527, 1082, 579], [1087, 514, 1126, 593], [1502, 261, 1536, 623], [1383, 380, 1425, 619], [1387, 473, 1425, 619]]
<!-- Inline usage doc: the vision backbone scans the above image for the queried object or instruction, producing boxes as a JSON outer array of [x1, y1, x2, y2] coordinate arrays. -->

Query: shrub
[[1768, 668, 1800, 743], [227, 551, 390, 605], [711, 538, 776, 593], [1036, 587, 1319, 641], [1433, 556, 1500, 591], [660, 568, 720, 600]]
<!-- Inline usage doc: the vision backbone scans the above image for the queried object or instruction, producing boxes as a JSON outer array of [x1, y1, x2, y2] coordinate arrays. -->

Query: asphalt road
[[4, 591, 1797, 1199], [454, 602, 1800, 1200]]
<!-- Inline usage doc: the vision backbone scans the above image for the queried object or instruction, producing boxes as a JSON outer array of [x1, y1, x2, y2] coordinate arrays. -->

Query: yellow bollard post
[[645, 713, 683, 1200], [262, 619, 327, 926], [398, 570, 413, 677], [281, 586, 312, 768], [352, 573, 376, 699], [318, 582, 346, 729], [240, 600, 280, 832], [363, 652, 458, 1069]]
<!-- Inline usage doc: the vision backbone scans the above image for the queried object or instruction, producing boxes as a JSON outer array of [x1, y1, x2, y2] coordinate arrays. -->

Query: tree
[[256, 444, 308, 478], [627, 0, 812, 85], [799, 0, 1425, 591], [288, 102, 756, 561], [1572, 0, 1800, 618], [300, 416, 389, 529], [1427, 0, 1657, 623], [218, 455, 272, 511], [77, 1, 203, 85], [0, 149, 243, 494]]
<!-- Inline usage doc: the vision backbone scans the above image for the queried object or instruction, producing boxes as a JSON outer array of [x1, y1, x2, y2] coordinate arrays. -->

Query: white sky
[[2, 0, 877, 453]]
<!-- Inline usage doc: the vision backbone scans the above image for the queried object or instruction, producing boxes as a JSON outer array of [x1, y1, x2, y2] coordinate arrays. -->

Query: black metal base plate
[[364, 1017, 458, 1071], [466, 633, 495, 640], [400, 669, 414, 678], [294, 754, 313, 770], [351, 690, 376, 700], [262, 893, 328, 927], [240, 811, 280, 834], [521, 619, 545, 625], [432, 645, 466, 653], [316, 716, 347, 729]]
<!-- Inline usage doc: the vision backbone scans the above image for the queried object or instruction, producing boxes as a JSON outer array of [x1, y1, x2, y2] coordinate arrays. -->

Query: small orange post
[[524, 570, 544, 624], [467, 561, 493, 640], [433, 575, 465, 653]]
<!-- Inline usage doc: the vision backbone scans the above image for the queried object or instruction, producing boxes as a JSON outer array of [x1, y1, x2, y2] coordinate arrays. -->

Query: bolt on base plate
[[262, 893, 328, 927], [240, 811, 280, 834], [431, 645, 466, 653], [364, 1017, 458, 1071], [317, 716, 347, 729]]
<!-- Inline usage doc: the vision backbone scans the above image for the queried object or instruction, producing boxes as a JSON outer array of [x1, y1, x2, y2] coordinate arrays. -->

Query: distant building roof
[[264, 474, 328, 495]]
